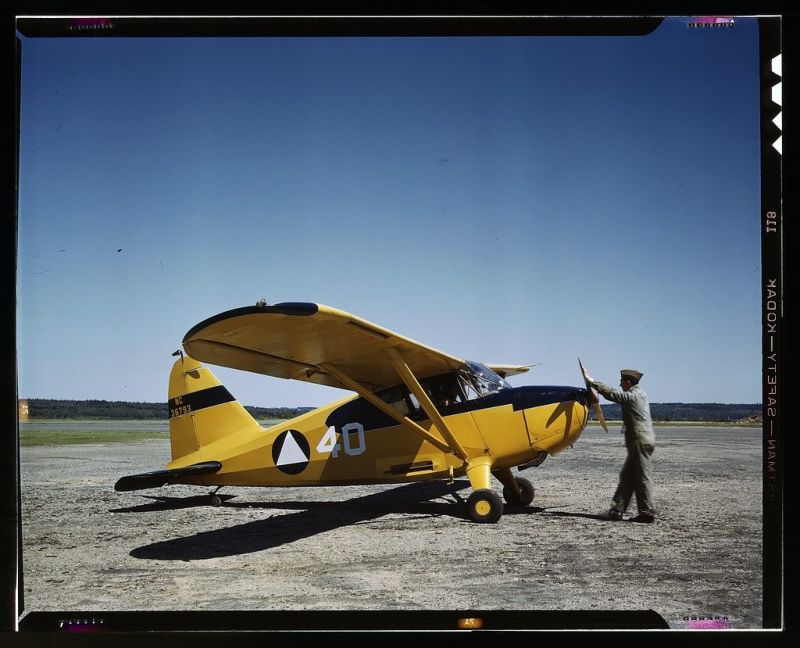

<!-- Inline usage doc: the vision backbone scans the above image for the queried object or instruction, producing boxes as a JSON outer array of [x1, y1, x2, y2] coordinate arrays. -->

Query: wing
[[182, 302, 464, 392], [487, 363, 537, 378]]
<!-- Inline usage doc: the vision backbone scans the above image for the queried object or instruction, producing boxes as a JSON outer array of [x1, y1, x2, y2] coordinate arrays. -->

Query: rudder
[[168, 354, 260, 461]]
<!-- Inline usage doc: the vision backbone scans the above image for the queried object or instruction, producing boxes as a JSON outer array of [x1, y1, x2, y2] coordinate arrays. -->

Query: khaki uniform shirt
[[591, 382, 655, 448]]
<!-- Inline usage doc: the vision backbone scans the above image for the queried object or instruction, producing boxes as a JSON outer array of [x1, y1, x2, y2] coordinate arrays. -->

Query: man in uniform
[[581, 366, 656, 523]]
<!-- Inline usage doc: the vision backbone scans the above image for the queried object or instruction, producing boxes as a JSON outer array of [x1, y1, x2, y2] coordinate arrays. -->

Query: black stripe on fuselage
[[169, 385, 235, 418], [446, 385, 589, 416], [325, 386, 590, 433]]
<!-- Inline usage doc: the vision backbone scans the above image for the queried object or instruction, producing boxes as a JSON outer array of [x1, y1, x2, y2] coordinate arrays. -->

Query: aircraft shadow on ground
[[125, 479, 485, 560], [110, 494, 239, 513]]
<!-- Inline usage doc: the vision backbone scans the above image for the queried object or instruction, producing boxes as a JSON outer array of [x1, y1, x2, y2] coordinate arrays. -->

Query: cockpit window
[[458, 361, 511, 399], [381, 362, 513, 418], [419, 362, 510, 409]]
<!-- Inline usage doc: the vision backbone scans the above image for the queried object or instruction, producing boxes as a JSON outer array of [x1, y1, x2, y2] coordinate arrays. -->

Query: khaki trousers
[[611, 440, 655, 516]]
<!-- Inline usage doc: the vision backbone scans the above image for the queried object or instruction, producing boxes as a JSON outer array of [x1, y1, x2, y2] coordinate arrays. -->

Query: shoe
[[606, 508, 623, 521], [630, 513, 655, 523]]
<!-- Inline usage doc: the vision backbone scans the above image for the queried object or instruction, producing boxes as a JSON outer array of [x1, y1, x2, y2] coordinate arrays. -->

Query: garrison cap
[[620, 369, 643, 382]]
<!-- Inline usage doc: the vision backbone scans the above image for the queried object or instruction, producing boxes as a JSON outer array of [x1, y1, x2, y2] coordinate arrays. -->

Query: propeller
[[578, 357, 608, 433]]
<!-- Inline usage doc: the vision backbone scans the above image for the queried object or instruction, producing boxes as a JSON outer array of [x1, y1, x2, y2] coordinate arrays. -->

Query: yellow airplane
[[115, 302, 607, 523]]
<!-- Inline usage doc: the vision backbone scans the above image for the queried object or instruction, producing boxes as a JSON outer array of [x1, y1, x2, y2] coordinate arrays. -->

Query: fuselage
[[168, 372, 591, 488]]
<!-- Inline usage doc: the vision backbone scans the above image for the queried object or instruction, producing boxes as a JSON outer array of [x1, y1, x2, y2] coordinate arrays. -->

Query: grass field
[[18, 419, 286, 447], [19, 429, 168, 447]]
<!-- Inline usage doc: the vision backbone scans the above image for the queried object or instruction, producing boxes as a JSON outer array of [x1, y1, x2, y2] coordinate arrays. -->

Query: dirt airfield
[[18, 425, 764, 631]]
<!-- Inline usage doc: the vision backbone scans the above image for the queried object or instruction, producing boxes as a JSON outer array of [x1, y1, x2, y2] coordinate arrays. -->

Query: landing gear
[[467, 489, 504, 523], [209, 486, 224, 506], [502, 476, 535, 506]]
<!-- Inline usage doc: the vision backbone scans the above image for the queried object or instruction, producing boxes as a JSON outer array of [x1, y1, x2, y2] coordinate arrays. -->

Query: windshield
[[458, 361, 511, 399]]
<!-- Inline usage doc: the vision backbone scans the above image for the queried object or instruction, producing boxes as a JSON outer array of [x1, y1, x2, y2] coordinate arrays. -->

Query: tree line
[[597, 402, 762, 423], [21, 398, 761, 423], [22, 399, 314, 421]]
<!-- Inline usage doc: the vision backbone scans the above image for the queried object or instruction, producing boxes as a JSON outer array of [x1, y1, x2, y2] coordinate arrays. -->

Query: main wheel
[[502, 477, 535, 506], [210, 494, 223, 507], [467, 489, 504, 523]]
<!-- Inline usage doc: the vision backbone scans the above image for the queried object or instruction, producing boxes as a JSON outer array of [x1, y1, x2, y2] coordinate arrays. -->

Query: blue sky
[[16, 18, 764, 406]]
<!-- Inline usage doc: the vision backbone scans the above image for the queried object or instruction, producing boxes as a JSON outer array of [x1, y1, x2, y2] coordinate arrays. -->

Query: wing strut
[[386, 348, 469, 461], [318, 362, 456, 456]]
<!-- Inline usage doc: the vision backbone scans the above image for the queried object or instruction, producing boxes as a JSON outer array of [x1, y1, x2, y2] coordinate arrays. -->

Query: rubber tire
[[503, 477, 535, 506], [210, 494, 223, 507], [467, 489, 504, 523]]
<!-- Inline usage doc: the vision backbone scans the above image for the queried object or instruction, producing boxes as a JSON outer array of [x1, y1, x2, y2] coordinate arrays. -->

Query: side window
[[379, 385, 413, 417], [423, 373, 465, 408]]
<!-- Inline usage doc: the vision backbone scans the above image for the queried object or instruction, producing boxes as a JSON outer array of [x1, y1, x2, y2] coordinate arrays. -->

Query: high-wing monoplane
[[115, 302, 607, 523]]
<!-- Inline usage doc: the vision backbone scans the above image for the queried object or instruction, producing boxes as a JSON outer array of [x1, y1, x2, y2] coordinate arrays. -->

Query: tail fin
[[168, 354, 260, 461]]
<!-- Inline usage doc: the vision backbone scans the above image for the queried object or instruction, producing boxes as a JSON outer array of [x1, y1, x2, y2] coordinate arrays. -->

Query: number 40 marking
[[316, 423, 366, 458]]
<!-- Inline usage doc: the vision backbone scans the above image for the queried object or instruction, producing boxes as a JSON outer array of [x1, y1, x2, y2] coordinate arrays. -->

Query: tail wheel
[[503, 477, 535, 506], [467, 489, 504, 523]]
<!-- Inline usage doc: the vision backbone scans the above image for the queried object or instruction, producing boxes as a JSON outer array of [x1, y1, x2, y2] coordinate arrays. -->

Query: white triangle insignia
[[276, 431, 308, 466]]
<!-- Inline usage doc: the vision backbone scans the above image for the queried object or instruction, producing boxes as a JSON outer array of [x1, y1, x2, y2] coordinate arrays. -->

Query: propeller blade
[[592, 402, 609, 434], [578, 358, 608, 433]]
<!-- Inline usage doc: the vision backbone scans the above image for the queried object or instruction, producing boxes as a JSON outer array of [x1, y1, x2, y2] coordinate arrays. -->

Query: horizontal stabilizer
[[114, 461, 223, 492]]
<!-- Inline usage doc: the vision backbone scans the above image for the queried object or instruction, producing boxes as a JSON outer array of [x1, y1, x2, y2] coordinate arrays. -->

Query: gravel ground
[[18, 426, 764, 630]]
